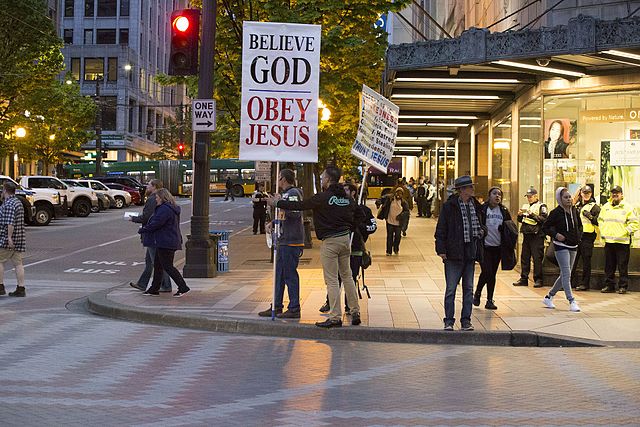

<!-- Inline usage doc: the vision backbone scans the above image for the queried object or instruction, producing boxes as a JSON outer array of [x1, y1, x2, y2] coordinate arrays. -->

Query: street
[[0, 198, 639, 425]]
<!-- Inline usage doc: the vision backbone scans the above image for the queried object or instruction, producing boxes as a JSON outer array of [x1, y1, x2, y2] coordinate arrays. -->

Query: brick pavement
[[100, 202, 640, 345]]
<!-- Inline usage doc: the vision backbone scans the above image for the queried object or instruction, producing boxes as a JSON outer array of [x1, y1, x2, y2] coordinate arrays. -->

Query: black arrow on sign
[[196, 120, 213, 127]]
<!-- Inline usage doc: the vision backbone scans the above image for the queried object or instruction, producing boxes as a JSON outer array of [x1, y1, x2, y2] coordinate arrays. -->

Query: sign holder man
[[0, 182, 27, 297]]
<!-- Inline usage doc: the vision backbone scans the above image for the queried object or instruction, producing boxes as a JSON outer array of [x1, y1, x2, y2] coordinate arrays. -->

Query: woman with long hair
[[139, 188, 191, 297], [542, 187, 583, 311], [377, 187, 409, 256], [474, 187, 516, 310], [544, 120, 570, 159]]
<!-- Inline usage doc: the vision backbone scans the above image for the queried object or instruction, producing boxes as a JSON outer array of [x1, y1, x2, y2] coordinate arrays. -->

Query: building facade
[[385, 0, 640, 286], [57, 0, 188, 166]]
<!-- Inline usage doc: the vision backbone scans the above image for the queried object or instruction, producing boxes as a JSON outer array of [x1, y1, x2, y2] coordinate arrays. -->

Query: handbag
[[545, 243, 559, 267]]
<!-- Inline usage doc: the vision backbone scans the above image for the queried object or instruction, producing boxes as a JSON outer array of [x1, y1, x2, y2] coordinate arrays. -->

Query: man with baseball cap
[[599, 186, 639, 294], [435, 175, 485, 331], [513, 187, 548, 287], [571, 185, 600, 291]]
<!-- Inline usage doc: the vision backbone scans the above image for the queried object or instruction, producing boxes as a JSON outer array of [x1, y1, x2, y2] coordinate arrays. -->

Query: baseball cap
[[524, 188, 538, 196], [580, 185, 593, 193], [611, 185, 623, 193]]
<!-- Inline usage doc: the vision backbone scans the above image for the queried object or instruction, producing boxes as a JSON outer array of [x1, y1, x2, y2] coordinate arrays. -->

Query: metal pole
[[184, 1, 217, 278], [271, 162, 281, 320], [95, 78, 102, 177]]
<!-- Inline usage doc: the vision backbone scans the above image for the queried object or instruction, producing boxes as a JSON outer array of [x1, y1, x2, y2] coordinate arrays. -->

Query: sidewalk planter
[[210, 230, 230, 272]]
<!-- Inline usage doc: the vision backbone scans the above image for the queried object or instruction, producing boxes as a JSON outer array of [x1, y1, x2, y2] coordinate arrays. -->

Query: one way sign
[[192, 99, 216, 132]]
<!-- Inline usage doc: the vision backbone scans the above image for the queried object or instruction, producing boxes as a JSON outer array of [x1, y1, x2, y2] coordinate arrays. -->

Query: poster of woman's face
[[544, 119, 572, 159]]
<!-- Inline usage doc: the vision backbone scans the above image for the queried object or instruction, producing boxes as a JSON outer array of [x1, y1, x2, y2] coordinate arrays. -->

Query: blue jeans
[[274, 245, 303, 311], [549, 247, 577, 302], [137, 246, 172, 291], [443, 243, 476, 325]]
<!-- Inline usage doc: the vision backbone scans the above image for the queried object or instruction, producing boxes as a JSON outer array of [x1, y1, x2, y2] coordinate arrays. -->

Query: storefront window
[[475, 123, 489, 199], [543, 92, 640, 247], [492, 115, 512, 207], [519, 100, 542, 208]]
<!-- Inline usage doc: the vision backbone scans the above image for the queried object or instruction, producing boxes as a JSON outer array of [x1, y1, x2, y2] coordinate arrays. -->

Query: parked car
[[0, 176, 36, 224], [93, 176, 145, 205], [20, 176, 99, 218], [70, 179, 132, 209], [103, 183, 142, 205], [2, 175, 64, 226], [62, 180, 111, 212]]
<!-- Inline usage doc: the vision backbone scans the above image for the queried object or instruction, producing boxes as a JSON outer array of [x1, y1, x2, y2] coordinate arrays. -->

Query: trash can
[[209, 230, 230, 272]]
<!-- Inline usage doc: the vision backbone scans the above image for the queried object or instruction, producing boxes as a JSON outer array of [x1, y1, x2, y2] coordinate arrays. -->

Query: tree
[[152, 106, 193, 160], [15, 80, 96, 174], [0, 0, 64, 138], [158, 0, 408, 173]]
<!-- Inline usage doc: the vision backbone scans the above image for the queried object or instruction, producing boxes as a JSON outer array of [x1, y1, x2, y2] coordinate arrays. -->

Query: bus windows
[[183, 170, 193, 184], [220, 169, 239, 180], [142, 170, 156, 183], [241, 169, 256, 180]]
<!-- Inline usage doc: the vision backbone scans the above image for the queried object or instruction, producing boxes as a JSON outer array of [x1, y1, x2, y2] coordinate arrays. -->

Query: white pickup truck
[[0, 175, 64, 226], [20, 176, 99, 218]]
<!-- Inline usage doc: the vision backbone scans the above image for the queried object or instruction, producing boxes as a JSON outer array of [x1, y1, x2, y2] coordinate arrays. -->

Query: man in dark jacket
[[514, 187, 548, 287], [269, 166, 361, 328], [224, 176, 234, 201], [435, 175, 485, 331], [258, 169, 304, 318], [129, 179, 171, 292]]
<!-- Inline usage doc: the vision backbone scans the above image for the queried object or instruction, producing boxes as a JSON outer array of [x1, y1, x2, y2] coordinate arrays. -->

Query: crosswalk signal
[[177, 142, 185, 158], [169, 9, 200, 76]]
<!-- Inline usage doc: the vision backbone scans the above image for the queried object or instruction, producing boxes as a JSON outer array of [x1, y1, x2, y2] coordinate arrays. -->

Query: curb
[[86, 286, 604, 348]]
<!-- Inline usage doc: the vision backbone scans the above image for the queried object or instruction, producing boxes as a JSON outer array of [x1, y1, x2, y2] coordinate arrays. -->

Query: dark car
[[94, 176, 145, 205], [104, 183, 142, 205]]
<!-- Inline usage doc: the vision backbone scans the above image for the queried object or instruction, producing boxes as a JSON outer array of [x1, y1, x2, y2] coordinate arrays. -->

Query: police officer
[[513, 187, 547, 288], [572, 185, 600, 291], [599, 186, 639, 294]]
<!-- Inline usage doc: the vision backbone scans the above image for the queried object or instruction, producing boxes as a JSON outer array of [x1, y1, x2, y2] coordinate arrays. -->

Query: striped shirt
[[0, 196, 26, 252]]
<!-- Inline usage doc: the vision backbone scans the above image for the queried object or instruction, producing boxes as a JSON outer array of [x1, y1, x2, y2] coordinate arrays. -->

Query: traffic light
[[177, 142, 185, 158], [169, 9, 200, 76]]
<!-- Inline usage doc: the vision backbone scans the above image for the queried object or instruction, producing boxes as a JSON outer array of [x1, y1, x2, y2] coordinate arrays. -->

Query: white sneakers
[[542, 296, 581, 312], [569, 300, 581, 312]]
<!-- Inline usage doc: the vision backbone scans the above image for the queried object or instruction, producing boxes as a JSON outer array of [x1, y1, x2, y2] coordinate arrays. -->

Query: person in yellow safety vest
[[599, 186, 639, 294], [571, 185, 601, 291], [513, 187, 548, 288]]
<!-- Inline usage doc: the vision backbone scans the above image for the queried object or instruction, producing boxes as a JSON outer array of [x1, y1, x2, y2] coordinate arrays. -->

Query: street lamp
[[318, 99, 331, 122], [124, 64, 132, 71], [49, 134, 56, 141], [15, 127, 26, 138]]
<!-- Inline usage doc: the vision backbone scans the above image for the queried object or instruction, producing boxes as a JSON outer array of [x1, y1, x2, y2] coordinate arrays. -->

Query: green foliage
[[152, 106, 193, 160], [0, 0, 64, 135], [158, 0, 408, 170], [14, 80, 97, 170]]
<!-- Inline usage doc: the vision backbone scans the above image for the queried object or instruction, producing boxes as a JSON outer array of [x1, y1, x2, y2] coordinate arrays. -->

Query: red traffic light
[[173, 16, 190, 32], [169, 9, 200, 76], [177, 143, 185, 151]]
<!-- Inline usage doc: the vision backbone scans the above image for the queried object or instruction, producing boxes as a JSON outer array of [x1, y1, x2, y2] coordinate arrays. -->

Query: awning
[[384, 15, 640, 150]]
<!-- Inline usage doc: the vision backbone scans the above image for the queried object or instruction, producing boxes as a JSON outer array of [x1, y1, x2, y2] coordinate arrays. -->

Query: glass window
[[119, 29, 128, 45], [107, 57, 117, 81], [220, 169, 239, 180], [492, 115, 512, 208], [85, 0, 94, 16], [84, 58, 104, 81], [63, 29, 73, 44], [475, 123, 489, 198], [64, 0, 74, 17], [97, 0, 117, 16], [101, 97, 117, 131], [241, 169, 256, 180], [70, 58, 80, 81], [96, 29, 116, 44], [120, 0, 130, 16], [518, 100, 543, 208], [84, 29, 93, 44]]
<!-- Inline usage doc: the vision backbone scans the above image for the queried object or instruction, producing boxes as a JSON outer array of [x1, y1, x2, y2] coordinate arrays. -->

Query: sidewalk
[[88, 202, 640, 347]]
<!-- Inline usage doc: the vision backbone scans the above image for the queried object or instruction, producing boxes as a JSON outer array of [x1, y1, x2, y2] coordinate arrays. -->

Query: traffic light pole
[[183, 0, 216, 278]]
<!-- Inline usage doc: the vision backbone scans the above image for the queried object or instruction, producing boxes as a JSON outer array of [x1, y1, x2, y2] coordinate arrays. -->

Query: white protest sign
[[255, 161, 272, 181], [351, 85, 399, 173], [192, 99, 216, 131], [239, 22, 321, 162]]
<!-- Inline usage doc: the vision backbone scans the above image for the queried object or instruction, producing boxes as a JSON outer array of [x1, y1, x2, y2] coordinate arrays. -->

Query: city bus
[[63, 159, 257, 197]]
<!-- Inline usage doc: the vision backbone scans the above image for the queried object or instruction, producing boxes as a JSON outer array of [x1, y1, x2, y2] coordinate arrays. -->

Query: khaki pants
[[320, 234, 360, 320]]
